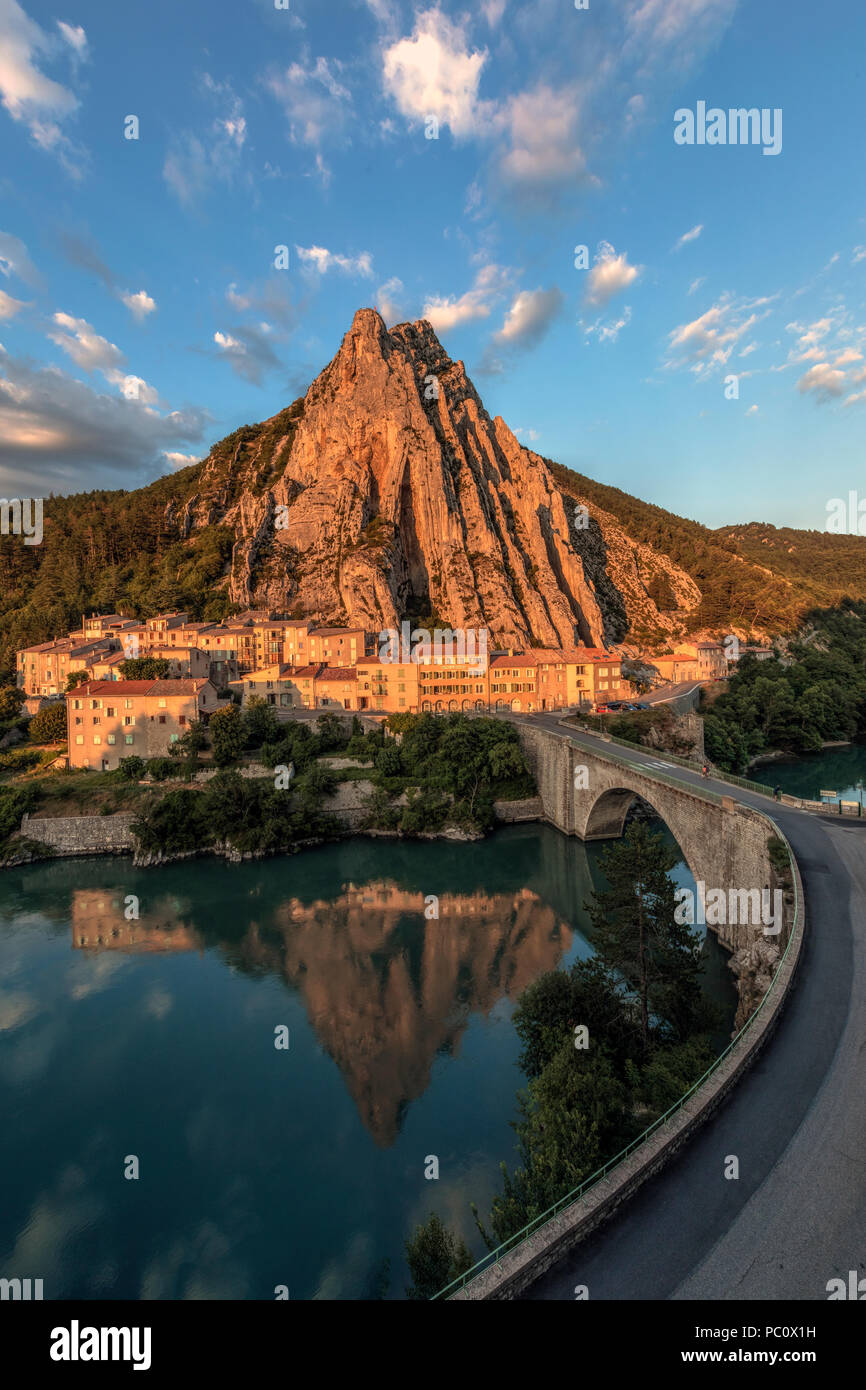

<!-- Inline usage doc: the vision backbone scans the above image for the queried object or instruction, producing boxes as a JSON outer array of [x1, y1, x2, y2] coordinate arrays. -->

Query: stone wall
[[494, 797, 544, 823], [20, 812, 138, 855]]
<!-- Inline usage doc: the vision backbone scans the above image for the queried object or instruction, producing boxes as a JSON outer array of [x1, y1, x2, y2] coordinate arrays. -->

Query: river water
[[0, 821, 735, 1300], [763, 742, 866, 806]]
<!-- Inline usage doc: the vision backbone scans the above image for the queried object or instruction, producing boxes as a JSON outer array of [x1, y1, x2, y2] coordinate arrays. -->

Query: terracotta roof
[[309, 626, 366, 637], [68, 679, 209, 697], [317, 667, 358, 682], [489, 654, 539, 668], [292, 664, 325, 678]]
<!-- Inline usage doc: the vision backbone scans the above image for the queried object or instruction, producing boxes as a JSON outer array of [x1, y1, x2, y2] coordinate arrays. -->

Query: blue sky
[[1, 0, 864, 529]]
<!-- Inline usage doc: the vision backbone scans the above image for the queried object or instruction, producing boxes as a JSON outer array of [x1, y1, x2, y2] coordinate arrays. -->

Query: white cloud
[[852, 246, 866, 265], [688, 277, 706, 296], [120, 289, 157, 321], [584, 242, 641, 309], [496, 83, 591, 196], [103, 369, 159, 406], [163, 451, 200, 469], [514, 427, 539, 441], [666, 294, 772, 376], [625, 0, 738, 70], [493, 286, 563, 346], [482, 0, 507, 25], [164, 76, 247, 205], [673, 223, 703, 252], [383, 8, 489, 138], [0, 229, 40, 285], [797, 362, 847, 401], [0, 288, 26, 319], [377, 277, 406, 323], [586, 305, 633, 343], [266, 57, 352, 150], [422, 262, 511, 333], [56, 21, 87, 56], [746, 404, 759, 416], [0, 0, 84, 170], [48, 312, 124, 373], [213, 323, 281, 384], [296, 245, 374, 278]]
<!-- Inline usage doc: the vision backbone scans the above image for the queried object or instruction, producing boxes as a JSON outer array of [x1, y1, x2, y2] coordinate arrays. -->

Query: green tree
[[209, 703, 244, 766], [118, 657, 171, 680], [28, 702, 67, 745], [404, 1214, 472, 1300], [242, 696, 279, 749], [0, 686, 25, 721], [65, 670, 92, 691], [586, 822, 705, 1049]]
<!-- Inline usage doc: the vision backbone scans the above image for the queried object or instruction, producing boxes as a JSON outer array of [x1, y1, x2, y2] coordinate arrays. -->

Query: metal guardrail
[[432, 774, 801, 1300], [562, 719, 777, 799]]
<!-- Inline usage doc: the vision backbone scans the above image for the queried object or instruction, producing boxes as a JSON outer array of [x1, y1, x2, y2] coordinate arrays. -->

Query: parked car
[[595, 703, 612, 713], [633, 702, 651, 710]]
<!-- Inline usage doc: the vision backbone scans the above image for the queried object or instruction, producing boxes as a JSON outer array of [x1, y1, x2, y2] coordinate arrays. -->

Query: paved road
[[520, 715, 863, 1301], [643, 680, 704, 707]]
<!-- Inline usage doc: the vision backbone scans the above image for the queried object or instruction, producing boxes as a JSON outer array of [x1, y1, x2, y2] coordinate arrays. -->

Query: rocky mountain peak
[[175, 307, 698, 647]]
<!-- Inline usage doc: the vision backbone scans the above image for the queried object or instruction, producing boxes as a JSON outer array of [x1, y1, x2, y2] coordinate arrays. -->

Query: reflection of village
[[70, 881, 575, 1147], [71, 891, 203, 954]]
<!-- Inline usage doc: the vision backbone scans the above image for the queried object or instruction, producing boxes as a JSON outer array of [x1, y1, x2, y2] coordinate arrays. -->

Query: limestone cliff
[[173, 307, 712, 648]]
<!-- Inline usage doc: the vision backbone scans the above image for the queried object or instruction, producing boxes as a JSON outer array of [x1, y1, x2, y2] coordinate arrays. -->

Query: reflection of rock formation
[[232, 882, 572, 1147], [70, 890, 202, 953]]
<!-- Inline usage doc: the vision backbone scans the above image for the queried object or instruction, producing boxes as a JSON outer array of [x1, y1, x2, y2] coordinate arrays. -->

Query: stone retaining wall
[[20, 812, 138, 855]]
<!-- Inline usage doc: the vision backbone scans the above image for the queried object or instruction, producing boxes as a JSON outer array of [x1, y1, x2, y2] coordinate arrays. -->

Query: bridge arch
[[583, 785, 702, 887]]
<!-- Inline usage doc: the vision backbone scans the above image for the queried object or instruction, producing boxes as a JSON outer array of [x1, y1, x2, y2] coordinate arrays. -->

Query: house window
[[75, 735, 84, 745], [158, 715, 166, 724], [158, 698, 167, 709], [178, 716, 186, 726], [125, 735, 134, 745], [93, 736, 101, 746], [107, 735, 116, 745]]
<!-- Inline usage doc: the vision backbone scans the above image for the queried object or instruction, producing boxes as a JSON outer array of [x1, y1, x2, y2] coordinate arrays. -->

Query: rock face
[[180, 309, 621, 647]]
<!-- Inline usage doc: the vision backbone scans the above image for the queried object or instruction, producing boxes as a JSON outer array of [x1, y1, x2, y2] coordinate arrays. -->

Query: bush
[[147, 757, 177, 782], [118, 755, 146, 781]]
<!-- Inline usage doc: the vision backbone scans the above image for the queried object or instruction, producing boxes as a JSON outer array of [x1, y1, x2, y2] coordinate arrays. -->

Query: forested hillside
[[550, 462, 866, 635]]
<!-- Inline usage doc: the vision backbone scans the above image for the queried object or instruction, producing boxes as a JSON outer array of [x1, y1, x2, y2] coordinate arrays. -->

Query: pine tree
[[586, 822, 704, 1049]]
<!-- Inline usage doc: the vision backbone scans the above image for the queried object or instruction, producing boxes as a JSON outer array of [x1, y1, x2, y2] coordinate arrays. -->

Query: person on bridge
[[774, 785, 782, 802], [702, 764, 709, 778]]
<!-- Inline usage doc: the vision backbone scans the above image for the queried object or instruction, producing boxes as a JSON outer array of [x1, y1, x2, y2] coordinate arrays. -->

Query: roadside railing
[[431, 804, 801, 1300], [560, 718, 777, 799]]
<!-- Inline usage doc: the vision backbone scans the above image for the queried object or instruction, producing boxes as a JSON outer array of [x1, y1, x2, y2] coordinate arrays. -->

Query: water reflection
[[69, 880, 574, 1146]]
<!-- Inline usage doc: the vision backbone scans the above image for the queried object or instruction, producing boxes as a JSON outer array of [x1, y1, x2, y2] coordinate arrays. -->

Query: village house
[[306, 627, 370, 666], [17, 636, 117, 697], [356, 655, 421, 712], [66, 679, 217, 772], [651, 641, 726, 684]]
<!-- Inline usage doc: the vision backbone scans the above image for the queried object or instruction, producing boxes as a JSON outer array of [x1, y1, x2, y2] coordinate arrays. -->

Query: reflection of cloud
[[140, 1220, 251, 1299], [314, 1230, 375, 1300], [68, 953, 129, 1000], [0, 988, 38, 1031], [3, 1164, 106, 1294], [143, 987, 173, 1019]]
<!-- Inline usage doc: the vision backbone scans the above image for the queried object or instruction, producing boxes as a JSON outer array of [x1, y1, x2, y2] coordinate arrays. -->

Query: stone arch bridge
[[515, 722, 791, 959]]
